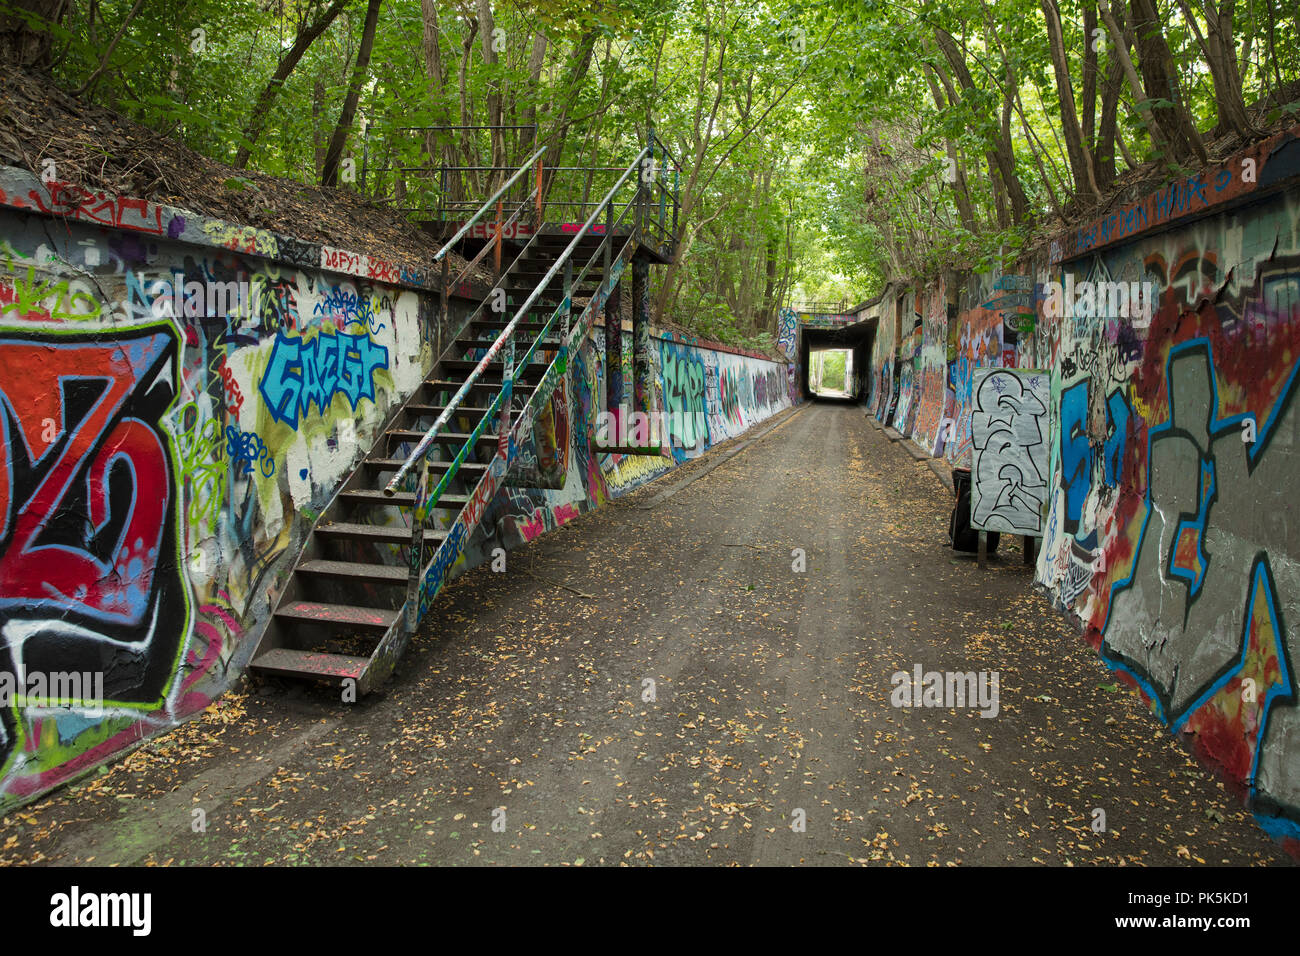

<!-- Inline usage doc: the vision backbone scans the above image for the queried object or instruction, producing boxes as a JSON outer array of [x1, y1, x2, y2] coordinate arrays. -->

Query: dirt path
[[2, 402, 1290, 866]]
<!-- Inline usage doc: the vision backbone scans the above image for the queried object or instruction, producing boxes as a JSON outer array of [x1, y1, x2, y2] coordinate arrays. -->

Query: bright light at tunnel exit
[[810, 348, 852, 396]]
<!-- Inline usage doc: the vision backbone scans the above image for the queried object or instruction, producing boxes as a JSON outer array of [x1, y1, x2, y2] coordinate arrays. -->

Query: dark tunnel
[[798, 316, 877, 403]]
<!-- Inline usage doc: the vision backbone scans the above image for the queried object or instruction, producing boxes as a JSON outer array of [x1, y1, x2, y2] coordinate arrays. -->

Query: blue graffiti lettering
[[258, 328, 388, 428]]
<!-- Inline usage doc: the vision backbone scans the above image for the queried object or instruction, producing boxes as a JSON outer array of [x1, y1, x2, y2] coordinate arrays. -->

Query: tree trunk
[[1096, 51, 1123, 188], [1172, 0, 1256, 138], [924, 66, 978, 231], [456, 16, 481, 200], [0, 0, 65, 70], [1013, 84, 1067, 218], [313, 76, 327, 178], [518, 32, 548, 160], [1082, 0, 1099, 147], [418, 0, 449, 196], [72, 0, 143, 96], [656, 18, 731, 321], [933, 27, 1030, 224], [1127, 0, 1208, 163], [235, 0, 348, 169], [321, 0, 383, 189], [476, 0, 504, 182], [1097, 0, 1168, 158], [538, 29, 600, 206], [1042, 0, 1102, 202]]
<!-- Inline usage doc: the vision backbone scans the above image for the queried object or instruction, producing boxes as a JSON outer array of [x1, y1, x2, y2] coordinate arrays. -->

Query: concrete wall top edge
[[1050, 123, 1300, 266], [0, 164, 493, 303]]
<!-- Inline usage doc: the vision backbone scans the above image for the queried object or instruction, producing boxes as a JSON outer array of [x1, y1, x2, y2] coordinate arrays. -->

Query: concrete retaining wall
[[865, 125, 1300, 846], [0, 165, 795, 809]]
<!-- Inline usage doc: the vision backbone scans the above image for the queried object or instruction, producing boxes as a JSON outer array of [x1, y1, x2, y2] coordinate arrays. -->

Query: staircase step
[[315, 521, 425, 543], [274, 600, 399, 630], [423, 379, 538, 394], [508, 273, 600, 286], [455, 338, 560, 351], [251, 648, 369, 682], [405, 403, 495, 418], [340, 481, 478, 504], [343, 489, 470, 512], [469, 320, 554, 333], [442, 358, 546, 374], [296, 559, 408, 584], [360, 458, 489, 475], [383, 428, 498, 446]]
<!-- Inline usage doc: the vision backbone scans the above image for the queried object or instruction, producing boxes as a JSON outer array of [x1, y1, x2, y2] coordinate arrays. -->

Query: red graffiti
[[26, 181, 165, 235], [365, 256, 400, 284], [220, 360, 244, 418], [0, 332, 176, 622], [321, 246, 362, 276]]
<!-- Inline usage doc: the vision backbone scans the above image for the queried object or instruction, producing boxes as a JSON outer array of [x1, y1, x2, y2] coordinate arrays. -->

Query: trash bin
[[949, 467, 999, 553]]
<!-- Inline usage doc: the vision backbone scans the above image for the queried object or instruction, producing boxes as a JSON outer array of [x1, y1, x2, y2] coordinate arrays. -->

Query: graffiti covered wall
[[476, 325, 796, 555], [862, 126, 1300, 847], [0, 164, 799, 807], [0, 167, 455, 804], [1036, 169, 1300, 845]]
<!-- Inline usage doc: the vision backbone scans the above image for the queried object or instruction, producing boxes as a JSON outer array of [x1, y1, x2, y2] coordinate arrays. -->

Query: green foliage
[[15, 0, 1299, 338]]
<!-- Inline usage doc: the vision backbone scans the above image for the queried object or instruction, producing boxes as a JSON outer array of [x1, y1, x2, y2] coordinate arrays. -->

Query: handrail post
[[535, 156, 544, 225], [604, 195, 613, 289], [562, 259, 573, 342], [640, 124, 653, 239], [404, 453, 430, 635], [498, 331, 515, 461], [439, 254, 450, 362], [494, 198, 504, 276], [671, 166, 679, 250]]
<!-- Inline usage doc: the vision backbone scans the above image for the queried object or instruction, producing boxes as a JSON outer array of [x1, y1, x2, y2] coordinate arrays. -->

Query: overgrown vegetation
[[2, 0, 1296, 346]]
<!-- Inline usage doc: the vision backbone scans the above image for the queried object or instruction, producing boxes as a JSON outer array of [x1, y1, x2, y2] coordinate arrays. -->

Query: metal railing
[[790, 299, 854, 316], [382, 136, 653, 635], [370, 124, 681, 259]]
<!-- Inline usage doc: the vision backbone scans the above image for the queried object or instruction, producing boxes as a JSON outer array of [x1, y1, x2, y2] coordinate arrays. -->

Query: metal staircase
[[248, 133, 678, 693]]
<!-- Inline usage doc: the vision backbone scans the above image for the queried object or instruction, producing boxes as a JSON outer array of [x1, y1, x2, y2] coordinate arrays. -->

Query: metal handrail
[[448, 183, 538, 292], [432, 144, 547, 263], [383, 142, 651, 497]]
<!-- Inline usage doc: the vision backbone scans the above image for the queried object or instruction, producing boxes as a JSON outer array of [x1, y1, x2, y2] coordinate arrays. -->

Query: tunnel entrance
[[798, 315, 877, 402]]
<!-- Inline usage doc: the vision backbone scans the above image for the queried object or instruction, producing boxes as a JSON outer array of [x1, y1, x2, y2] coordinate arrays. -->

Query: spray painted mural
[[912, 283, 954, 457], [1036, 177, 1300, 845], [859, 127, 1300, 846], [0, 167, 444, 806], [969, 367, 1050, 535], [777, 307, 798, 359], [473, 323, 794, 563]]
